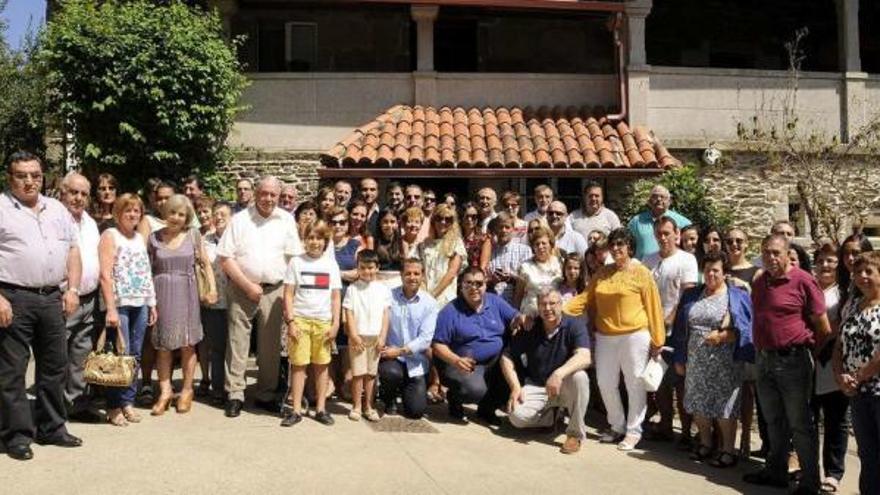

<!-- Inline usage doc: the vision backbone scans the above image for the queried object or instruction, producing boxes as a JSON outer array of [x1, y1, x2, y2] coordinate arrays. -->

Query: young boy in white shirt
[[281, 220, 341, 427], [343, 250, 392, 421]]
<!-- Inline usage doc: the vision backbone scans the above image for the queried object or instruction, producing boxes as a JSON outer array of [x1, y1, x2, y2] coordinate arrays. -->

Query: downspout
[[606, 12, 627, 122]]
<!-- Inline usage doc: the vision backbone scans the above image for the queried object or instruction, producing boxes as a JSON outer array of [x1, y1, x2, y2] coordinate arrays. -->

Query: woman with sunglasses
[[420, 204, 466, 308], [565, 228, 665, 451]]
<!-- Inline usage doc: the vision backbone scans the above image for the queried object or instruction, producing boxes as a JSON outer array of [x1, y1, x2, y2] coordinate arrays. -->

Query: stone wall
[[221, 150, 323, 199]]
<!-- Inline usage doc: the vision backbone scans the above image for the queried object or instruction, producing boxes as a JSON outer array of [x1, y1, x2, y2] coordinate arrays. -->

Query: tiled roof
[[323, 105, 679, 170]]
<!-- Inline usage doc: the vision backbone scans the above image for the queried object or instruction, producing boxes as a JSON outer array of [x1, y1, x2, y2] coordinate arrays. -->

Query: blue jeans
[[106, 305, 148, 408], [851, 393, 880, 495], [755, 348, 820, 491]]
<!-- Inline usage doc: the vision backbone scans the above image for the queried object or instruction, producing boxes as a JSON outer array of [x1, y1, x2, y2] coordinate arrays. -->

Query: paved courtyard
[[1, 366, 862, 495]]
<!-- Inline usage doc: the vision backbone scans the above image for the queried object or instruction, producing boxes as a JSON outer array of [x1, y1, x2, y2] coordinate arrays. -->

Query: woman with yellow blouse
[[564, 228, 665, 451]]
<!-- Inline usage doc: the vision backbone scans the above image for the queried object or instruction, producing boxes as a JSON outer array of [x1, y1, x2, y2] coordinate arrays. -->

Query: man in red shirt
[[744, 234, 831, 495]]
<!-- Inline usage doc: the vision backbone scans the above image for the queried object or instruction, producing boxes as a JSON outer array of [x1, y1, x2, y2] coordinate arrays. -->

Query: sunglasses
[[330, 219, 348, 226], [425, 197, 436, 203], [405, 195, 422, 200], [546, 211, 565, 217], [435, 216, 455, 224], [610, 240, 628, 248]]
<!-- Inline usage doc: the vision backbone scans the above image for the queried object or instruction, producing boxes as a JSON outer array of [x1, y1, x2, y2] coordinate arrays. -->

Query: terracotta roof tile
[[324, 105, 680, 170]]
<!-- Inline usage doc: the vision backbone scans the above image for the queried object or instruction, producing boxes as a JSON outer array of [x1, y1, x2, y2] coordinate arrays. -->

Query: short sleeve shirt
[[644, 249, 699, 320], [343, 280, 392, 337], [751, 267, 827, 350], [627, 209, 692, 260], [570, 207, 622, 240], [433, 293, 519, 363], [506, 315, 590, 386], [840, 299, 880, 396], [284, 253, 342, 320], [217, 206, 302, 284], [0, 193, 77, 287]]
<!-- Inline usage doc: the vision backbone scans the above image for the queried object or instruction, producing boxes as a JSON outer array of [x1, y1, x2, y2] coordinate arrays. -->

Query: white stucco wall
[[647, 66, 844, 142], [433, 73, 616, 109], [230, 73, 414, 151]]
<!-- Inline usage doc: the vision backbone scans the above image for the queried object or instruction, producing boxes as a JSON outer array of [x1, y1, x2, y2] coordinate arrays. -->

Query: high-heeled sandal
[[176, 390, 194, 414], [122, 406, 142, 423], [107, 409, 128, 427], [151, 395, 173, 416]]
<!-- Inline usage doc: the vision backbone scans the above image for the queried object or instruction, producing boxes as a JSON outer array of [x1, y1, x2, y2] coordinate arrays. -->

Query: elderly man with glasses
[[627, 185, 692, 260], [432, 266, 526, 425], [547, 201, 587, 259]]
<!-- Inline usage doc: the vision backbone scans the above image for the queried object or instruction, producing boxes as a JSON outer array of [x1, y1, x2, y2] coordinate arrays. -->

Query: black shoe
[[448, 402, 467, 423], [7, 444, 33, 461], [254, 399, 281, 414], [35, 432, 82, 448], [742, 470, 789, 488], [225, 399, 243, 418], [751, 446, 768, 459], [790, 485, 819, 495], [384, 401, 399, 416], [314, 411, 334, 426], [476, 408, 501, 426], [210, 395, 226, 407], [68, 409, 105, 424], [280, 408, 302, 427]]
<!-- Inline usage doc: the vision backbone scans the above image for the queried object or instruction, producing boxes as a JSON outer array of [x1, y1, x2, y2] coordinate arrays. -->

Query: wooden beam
[[318, 167, 664, 178], [355, 0, 625, 12]]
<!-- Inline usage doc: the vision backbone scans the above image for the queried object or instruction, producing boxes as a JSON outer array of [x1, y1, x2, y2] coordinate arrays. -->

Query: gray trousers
[[225, 283, 283, 402], [509, 370, 590, 439], [64, 291, 97, 414]]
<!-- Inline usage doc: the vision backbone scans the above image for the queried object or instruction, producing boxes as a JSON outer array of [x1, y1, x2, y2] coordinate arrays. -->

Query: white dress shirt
[[217, 206, 302, 284]]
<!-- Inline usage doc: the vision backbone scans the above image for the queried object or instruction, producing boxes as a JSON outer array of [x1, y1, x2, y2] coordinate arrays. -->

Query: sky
[[1, 0, 46, 50]]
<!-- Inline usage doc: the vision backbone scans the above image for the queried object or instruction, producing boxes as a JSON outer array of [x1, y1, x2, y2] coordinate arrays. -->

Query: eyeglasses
[[424, 196, 436, 203], [463, 280, 486, 288], [435, 216, 454, 224], [504, 203, 519, 208], [330, 219, 348, 226]]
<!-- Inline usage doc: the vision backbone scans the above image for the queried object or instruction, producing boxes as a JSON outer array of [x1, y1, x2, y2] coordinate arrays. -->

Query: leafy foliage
[[0, 0, 47, 179], [621, 163, 733, 231], [39, 0, 248, 191]]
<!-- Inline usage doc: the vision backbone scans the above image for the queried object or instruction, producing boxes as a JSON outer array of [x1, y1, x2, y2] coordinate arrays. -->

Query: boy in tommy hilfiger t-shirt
[[281, 220, 341, 427]]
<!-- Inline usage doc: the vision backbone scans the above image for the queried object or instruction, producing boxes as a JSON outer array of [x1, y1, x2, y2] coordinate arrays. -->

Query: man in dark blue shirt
[[433, 266, 522, 424], [500, 288, 592, 454]]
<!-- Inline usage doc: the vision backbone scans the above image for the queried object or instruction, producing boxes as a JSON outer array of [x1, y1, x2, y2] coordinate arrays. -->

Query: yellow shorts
[[289, 317, 332, 366]]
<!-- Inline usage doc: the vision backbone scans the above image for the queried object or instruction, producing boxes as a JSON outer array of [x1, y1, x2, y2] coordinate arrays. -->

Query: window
[[647, 0, 839, 71], [285, 23, 317, 72], [435, 9, 614, 73]]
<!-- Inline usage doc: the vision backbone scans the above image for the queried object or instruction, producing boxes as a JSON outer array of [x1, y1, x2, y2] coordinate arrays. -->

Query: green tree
[[0, 0, 46, 176], [39, 0, 248, 191], [621, 163, 733, 231]]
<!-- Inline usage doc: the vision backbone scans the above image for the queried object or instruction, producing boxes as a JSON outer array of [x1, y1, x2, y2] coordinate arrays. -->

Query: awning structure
[[320, 105, 679, 178]]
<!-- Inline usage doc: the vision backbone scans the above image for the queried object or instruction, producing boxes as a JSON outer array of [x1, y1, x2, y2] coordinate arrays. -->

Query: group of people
[[1, 150, 879, 495]]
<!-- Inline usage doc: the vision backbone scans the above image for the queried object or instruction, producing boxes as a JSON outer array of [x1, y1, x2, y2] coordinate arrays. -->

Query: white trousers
[[595, 330, 650, 436]]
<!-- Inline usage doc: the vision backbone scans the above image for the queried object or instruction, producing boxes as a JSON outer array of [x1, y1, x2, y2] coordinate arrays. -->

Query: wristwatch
[[67, 287, 80, 296]]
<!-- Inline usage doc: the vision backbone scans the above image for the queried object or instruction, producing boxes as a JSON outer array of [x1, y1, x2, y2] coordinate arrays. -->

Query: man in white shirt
[[218, 175, 302, 417], [523, 184, 554, 224], [547, 201, 588, 258], [60, 172, 102, 423], [570, 181, 621, 241], [642, 215, 698, 441], [476, 188, 498, 233]]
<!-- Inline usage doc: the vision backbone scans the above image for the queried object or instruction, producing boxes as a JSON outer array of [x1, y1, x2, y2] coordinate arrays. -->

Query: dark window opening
[[435, 8, 614, 73], [647, 0, 840, 71], [861, 0, 880, 73]]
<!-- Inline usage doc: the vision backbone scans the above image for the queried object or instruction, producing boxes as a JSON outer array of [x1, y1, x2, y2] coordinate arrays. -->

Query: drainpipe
[[606, 12, 627, 122]]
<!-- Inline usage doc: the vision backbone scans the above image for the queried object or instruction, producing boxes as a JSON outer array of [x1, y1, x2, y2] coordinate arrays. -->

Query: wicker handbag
[[191, 230, 217, 305], [83, 326, 136, 388]]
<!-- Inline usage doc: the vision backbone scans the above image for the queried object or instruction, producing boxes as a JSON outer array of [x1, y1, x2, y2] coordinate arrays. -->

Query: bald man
[[627, 185, 691, 259], [218, 175, 302, 417], [60, 173, 103, 423]]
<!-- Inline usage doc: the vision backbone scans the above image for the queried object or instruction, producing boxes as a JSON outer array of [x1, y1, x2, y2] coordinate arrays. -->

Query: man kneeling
[[501, 288, 592, 454]]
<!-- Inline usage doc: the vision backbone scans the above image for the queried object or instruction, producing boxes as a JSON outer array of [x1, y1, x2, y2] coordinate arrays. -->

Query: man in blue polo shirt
[[627, 185, 691, 259], [501, 288, 592, 454], [433, 266, 522, 424]]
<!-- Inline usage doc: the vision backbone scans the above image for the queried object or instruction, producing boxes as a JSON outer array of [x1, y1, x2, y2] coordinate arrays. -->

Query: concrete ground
[[1, 365, 862, 495]]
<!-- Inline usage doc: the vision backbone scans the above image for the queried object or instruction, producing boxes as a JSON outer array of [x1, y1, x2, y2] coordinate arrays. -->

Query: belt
[[260, 281, 282, 290], [761, 344, 809, 357], [0, 281, 61, 295]]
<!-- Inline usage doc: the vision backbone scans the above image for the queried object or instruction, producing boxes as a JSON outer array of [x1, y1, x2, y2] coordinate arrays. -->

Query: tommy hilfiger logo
[[300, 271, 331, 290]]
